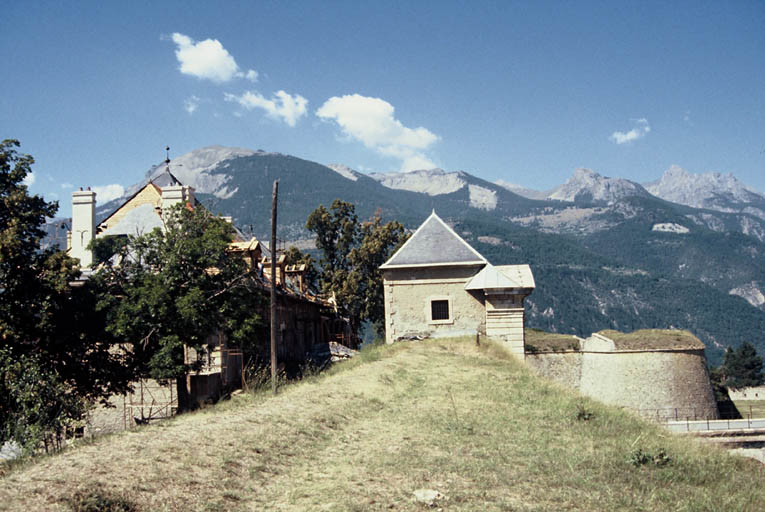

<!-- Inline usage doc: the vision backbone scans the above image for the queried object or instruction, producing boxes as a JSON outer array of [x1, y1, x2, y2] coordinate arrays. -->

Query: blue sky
[[2, 0, 764, 217]]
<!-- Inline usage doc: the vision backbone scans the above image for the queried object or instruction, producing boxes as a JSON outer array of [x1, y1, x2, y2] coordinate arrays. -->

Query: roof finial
[[165, 146, 171, 169]]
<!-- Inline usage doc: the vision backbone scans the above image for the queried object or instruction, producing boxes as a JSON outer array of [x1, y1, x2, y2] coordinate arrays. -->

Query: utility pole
[[270, 180, 279, 395]]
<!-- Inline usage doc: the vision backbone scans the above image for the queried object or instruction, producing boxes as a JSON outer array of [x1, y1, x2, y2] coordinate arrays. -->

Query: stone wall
[[728, 386, 765, 401], [579, 349, 718, 420], [383, 266, 485, 343], [526, 349, 718, 421], [525, 351, 582, 390]]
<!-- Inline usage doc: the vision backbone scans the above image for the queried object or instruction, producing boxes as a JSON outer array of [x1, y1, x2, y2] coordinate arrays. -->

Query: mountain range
[[48, 146, 765, 364]]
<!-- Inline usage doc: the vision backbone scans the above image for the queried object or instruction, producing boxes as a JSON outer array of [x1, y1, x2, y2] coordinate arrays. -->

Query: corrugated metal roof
[[380, 211, 487, 269], [464, 264, 535, 290]]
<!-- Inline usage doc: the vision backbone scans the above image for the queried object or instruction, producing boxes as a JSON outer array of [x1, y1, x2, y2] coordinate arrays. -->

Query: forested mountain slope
[[45, 147, 765, 363]]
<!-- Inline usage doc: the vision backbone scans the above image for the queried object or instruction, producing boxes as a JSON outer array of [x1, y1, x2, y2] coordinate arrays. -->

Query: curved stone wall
[[526, 348, 718, 420], [578, 349, 718, 420]]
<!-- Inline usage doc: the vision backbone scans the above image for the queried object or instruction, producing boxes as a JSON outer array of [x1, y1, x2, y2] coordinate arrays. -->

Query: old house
[[68, 168, 349, 430], [380, 211, 535, 354]]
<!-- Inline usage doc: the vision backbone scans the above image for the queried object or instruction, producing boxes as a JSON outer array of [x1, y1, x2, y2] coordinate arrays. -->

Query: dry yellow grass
[[525, 328, 581, 352], [597, 329, 705, 350], [1, 338, 763, 511]]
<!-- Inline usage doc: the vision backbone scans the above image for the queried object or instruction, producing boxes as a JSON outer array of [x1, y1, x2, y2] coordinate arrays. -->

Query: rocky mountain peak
[[326, 163, 360, 181], [547, 168, 648, 203], [370, 168, 466, 196], [136, 145, 256, 200], [644, 166, 764, 217]]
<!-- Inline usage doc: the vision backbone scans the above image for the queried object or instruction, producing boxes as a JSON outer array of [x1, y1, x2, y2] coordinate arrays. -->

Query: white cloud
[[401, 153, 437, 171], [224, 90, 308, 127], [316, 94, 439, 171], [170, 32, 256, 83], [61, 182, 73, 189], [92, 184, 125, 203], [22, 171, 35, 186], [184, 95, 200, 114], [610, 118, 650, 144]]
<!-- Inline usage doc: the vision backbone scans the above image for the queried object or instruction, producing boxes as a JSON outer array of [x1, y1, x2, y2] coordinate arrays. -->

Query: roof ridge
[[380, 211, 487, 269]]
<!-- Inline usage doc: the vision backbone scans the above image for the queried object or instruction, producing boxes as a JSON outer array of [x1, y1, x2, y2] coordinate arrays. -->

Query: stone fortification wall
[[527, 347, 718, 421], [728, 386, 765, 401], [579, 349, 718, 420], [383, 266, 485, 343], [525, 351, 582, 390]]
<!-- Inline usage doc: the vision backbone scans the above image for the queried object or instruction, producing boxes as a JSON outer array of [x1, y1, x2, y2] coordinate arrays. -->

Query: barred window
[[431, 300, 450, 321]]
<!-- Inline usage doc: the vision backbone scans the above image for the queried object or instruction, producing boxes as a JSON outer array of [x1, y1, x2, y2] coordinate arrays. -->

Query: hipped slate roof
[[464, 264, 535, 290], [380, 211, 487, 269]]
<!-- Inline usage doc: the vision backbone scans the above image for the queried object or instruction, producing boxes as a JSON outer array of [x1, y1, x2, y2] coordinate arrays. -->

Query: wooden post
[[270, 180, 279, 395]]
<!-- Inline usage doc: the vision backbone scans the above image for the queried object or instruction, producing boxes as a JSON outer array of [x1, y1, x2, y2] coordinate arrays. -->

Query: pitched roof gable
[[97, 182, 162, 234], [380, 211, 487, 269], [96, 169, 182, 232]]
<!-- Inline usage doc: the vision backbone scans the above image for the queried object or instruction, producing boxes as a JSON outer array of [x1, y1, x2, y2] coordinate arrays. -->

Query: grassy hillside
[[2, 339, 763, 511]]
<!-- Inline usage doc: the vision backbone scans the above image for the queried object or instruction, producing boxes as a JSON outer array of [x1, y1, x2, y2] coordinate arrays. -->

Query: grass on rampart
[[597, 329, 705, 350], [525, 328, 581, 352], [1, 337, 764, 511]]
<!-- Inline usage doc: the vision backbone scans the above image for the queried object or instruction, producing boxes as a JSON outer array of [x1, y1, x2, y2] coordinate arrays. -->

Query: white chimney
[[71, 189, 96, 268], [161, 185, 185, 214]]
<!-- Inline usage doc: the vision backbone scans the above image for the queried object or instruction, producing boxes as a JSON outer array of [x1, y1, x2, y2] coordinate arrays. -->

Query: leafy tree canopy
[[283, 246, 319, 291], [721, 342, 764, 389], [1, 139, 129, 452], [93, 205, 265, 384], [307, 201, 407, 335]]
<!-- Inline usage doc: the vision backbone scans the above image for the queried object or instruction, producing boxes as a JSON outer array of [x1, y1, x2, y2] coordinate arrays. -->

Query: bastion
[[524, 329, 718, 420]]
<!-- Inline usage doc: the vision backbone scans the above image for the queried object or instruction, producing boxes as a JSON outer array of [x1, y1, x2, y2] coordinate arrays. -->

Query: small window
[[431, 300, 450, 321]]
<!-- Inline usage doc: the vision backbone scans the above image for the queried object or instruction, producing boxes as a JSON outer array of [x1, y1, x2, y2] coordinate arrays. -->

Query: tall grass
[[1, 337, 763, 511]]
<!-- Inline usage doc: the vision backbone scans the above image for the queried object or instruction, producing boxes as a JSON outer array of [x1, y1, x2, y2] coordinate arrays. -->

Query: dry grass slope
[[1, 338, 764, 511]]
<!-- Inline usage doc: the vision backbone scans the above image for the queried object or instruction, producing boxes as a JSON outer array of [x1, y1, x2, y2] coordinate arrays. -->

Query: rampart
[[525, 330, 719, 421]]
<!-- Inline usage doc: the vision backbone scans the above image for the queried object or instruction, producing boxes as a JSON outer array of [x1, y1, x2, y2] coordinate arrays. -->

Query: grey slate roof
[[380, 211, 487, 269], [464, 264, 535, 290], [150, 169, 182, 188]]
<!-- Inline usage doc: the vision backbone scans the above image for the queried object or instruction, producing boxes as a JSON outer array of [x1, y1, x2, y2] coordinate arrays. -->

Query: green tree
[[93, 204, 264, 401], [283, 246, 319, 291], [348, 214, 407, 335], [0, 349, 87, 453], [306, 201, 407, 335], [722, 342, 764, 389], [1, 140, 128, 453]]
